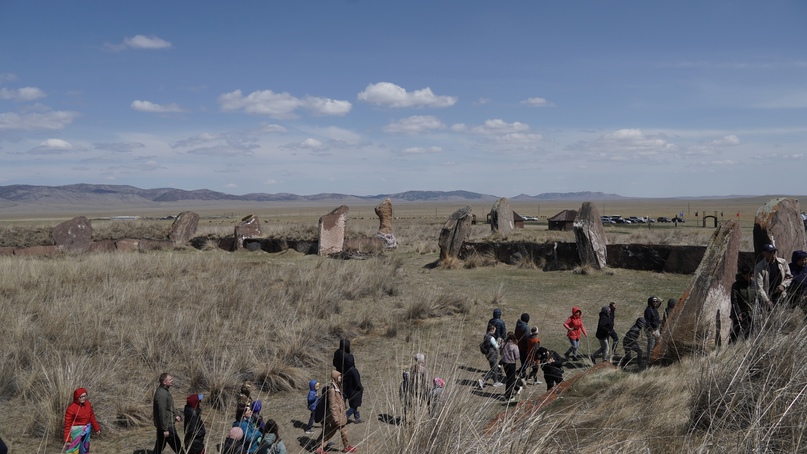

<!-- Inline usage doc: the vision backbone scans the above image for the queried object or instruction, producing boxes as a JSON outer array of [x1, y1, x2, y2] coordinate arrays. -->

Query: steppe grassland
[[0, 196, 797, 452]]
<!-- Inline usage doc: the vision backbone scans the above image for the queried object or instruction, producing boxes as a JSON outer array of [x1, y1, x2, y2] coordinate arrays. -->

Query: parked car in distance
[[628, 216, 645, 224], [672, 216, 685, 223], [600, 216, 615, 224], [522, 216, 538, 221], [656, 217, 671, 223]]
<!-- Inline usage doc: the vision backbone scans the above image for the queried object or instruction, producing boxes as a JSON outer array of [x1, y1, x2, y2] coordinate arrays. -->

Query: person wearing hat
[[620, 317, 646, 368], [754, 243, 793, 309], [183, 393, 206, 454], [730, 264, 756, 342]]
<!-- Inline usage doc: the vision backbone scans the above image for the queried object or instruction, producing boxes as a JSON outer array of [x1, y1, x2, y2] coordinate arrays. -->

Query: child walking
[[563, 306, 587, 361], [304, 380, 320, 434]]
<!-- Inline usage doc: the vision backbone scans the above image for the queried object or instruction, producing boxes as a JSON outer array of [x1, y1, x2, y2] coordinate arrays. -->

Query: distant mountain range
[[0, 184, 626, 205]]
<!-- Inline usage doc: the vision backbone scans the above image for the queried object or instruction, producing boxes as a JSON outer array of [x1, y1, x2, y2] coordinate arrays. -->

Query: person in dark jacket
[[183, 394, 206, 454], [342, 355, 364, 423], [591, 306, 613, 364], [153, 373, 182, 454], [487, 308, 506, 342], [644, 296, 661, 362], [536, 347, 564, 391], [332, 338, 354, 374], [620, 317, 646, 368], [514, 313, 531, 374], [608, 302, 619, 348], [730, 265, 756, 343], [662, 298, 677, 328], [221, 427, 246, 454], [789, 250, 807, 277]]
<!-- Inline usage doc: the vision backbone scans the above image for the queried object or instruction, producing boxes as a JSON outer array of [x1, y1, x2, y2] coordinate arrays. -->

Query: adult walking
[[644, 297, 661, 363], [153, 372, 182, 454], [730, 265, 756, 342], [591, 306, 613, 364], [63, 387, 101, 454], [332, 338, 354, 374], [183, 393, 206, 454], [755, 243, 793, 309], [563, 307, 587, 361], [514, 313, 531, 374], [487, 308, 506, 342], [501, 332, 520, 403], [342, 356, 364, 424], [314, 371, 357, 454]]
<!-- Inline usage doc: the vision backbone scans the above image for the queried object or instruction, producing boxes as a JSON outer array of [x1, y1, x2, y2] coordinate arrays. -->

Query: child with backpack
[[304, 380, 320, 434], [478, 324, 503, 389]]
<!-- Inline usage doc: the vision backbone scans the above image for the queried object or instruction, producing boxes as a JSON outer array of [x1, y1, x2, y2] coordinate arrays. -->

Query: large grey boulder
[[439, 206, 474, 260], [318, 205, 349, 256], [753, 197, 806, 261], [489, 198, 514, 235], [169, 211, 199, 245], [653, 220, 741, 364], [51, 216, 93, 253], [573, 202, 607, 269], [234, 214, 262, 251]]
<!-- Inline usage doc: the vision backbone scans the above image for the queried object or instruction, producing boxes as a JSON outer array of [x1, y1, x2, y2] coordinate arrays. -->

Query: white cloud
[[566, 128, 677, 162], [218, 89, 351, 118], [0, 73, 17, 83], [261, 124, 288, 133], [225, 183, 238, 188], [521, 97, 555, 107], [281, 138, 325, 150], [93, 142, 145, 153], [0, 109, 79, 130], [264, 179, 278, 185], [107, 35, 172, 51], [470, 119, 530, 135], [400, 146, 442, 154], [0, 87, 46, 102], [28, 138, 84, 154], [383, 115, 445, 134], [131, 100, 185, 113], [357, 82, 457, 108], [488, 132, 544, 144], [473, 98, 491, 106], [710, 135, 741, 146]]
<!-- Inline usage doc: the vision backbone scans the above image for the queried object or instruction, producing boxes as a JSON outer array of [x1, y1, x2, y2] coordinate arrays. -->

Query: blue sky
[[1, 1, 805, 198]]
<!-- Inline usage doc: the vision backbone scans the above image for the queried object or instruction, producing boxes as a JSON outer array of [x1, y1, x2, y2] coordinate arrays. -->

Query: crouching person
[[536, 347, 564, 391]]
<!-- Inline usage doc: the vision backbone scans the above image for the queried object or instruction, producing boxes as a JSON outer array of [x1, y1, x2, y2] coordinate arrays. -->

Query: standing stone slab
[[374, 198, 397, 248], [653, 220, 740, 364], [51, 216, 93, 253], [169, 211, 200, 245], [573, 202, 607, 269], [439, 206, 473, 260], [234, 214, 262, 251], [489, 198, 514, 235], [318, 205, 349, 256], [753, 197, 806, 261]]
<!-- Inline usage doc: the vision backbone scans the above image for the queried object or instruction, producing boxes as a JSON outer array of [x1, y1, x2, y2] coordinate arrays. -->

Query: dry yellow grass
[[0, 196, 804, 452]]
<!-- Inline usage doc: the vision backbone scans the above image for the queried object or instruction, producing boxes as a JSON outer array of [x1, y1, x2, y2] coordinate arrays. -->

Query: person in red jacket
[[563, 307, 588, 361], [63, 387, 101, 454]]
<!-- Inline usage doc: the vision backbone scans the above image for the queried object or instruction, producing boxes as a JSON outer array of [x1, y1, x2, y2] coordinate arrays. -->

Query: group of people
[[731, 244, 807, 342], [58, 245, 807, 453], [477, 296, 680, 396]]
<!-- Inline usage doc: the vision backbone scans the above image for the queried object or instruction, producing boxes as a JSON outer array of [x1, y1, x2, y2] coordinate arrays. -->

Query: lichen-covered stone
[[573, 202, 607, 269], [439, 206, 473, 260]]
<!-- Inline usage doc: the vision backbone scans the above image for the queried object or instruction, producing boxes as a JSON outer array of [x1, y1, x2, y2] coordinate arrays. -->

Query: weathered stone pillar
[[653, 220, 740, 364], [169, 211, 199, 245], [234, 214, 262, 251], [573, 202, 607, 269], [374, 198, 397, 248], [318, 205, 349, 256], [438, 206, 473, 260], [753, 197, 806, 262], [489, 198, 514, 235]]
